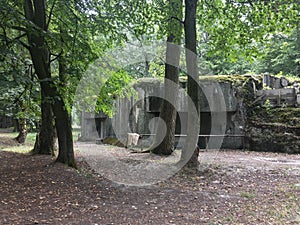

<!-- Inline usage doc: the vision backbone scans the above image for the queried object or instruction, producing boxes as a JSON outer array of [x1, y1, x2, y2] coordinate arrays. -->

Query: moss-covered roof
[[179, 74, 262, 84], [132, 75, 264, 89], [132, 77, 163, 88]]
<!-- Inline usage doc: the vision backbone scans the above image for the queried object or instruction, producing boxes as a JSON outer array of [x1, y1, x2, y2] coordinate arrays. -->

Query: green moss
[[179, 74, 263, 85], [132, 77, 162, 89], [274, 73, 300, 83], [135, 75, 264, 90], [102, 137, 125, 147], [248, 105, 300, 153], [267, 108, 300, 126], [199, 74, 251, 83]]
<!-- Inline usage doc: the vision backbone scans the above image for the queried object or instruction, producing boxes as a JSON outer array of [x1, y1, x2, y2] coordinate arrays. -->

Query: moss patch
[[132, 77, 162, 89], [102, 137, 125, 147], [248, 106, 300, 153], [179, 74, 263, 85]]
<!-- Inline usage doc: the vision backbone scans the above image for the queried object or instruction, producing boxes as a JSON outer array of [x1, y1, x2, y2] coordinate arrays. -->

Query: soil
[[1, 137, 300, 224]]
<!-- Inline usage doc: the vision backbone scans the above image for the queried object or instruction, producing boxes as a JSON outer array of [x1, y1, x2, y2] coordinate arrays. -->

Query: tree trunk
[[14, 118, 27, 144], [180, 0, 200, 168], [14, 102, 28, 144], [145, 54, 150, 77], [53, 97, 76, 167], [296, 20, 300, 76], [150, 0, 183, 155], [33, 89, 54, 155], [24, 0, 76, 167]]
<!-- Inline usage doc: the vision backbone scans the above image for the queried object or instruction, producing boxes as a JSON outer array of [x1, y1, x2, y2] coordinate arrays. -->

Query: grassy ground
[[0, 128, 81, 154], [0, 129, 36, 153]]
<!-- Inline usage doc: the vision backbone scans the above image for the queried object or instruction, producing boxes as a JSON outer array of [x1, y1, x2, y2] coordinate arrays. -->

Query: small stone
[[212, 180, 220, 184]]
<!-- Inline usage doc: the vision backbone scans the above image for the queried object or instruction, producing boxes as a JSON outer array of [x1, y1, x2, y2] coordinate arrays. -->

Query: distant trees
[[197, 0, 300, 77], [0, 14, 40, 143], [0, 55, 40, 144], [258, 27, 300, 77], [200, 25, 300, 77]]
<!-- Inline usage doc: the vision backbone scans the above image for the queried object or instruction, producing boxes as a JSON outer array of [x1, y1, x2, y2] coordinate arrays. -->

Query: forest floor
[[1, 133, 300, 225]]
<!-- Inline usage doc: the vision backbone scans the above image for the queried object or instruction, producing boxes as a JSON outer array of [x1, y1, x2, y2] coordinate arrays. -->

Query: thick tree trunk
[[184, 146, 200, 169], [150, 40, 180, 155], [14, 118, 27, 144], [33, 89, 54, 155], [150, 0, 183, 155], [39, 80, 75, 166], [180, 0, 200, 168], [24, 0, 76, 167], [53, 98, 76, 167]]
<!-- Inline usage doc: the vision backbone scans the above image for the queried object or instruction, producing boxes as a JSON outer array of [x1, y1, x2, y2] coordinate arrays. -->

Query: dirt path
[[76, 142, 300, 185], [0, 138, 299, 224]]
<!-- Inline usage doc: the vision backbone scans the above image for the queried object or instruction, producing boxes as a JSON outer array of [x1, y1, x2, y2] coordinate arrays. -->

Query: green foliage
[[197, 0, 300, 71], [0, 38, 40, 125], [149, 61, 165, 78], [95, 70, 135, 117], [74, 52, 137, 117], [46, 0, 103, 114], [206, 26, 300, 77], [257, 29, 300, 77]]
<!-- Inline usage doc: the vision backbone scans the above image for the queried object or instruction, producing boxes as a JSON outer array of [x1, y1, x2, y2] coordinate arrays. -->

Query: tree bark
[[150, 0, 183, 155], [53, 97, 75, 167], [33, 89, 54, 155], [14, 101, 28, 144], [180, 0, 200, 168], [296, 20, 300, 76]]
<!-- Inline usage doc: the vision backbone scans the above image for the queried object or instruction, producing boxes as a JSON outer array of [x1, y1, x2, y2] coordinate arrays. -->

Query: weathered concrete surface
[[80, 75, 300, 153], [80, 76, 254, 149]]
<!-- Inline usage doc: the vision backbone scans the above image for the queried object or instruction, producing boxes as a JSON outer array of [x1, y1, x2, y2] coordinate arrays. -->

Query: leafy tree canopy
[[198, 0, 299, 61]]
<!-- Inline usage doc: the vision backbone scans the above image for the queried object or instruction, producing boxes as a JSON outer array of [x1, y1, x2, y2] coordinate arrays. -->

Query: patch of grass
[[76, 166, 94, 179], [263, 188, 300, 223], [1, 130, 80, 154], [72, 128, 81, 142], [240, 191, 256, 199], [0, 132, 36, 154], [1, 145, 33, 154], [25, 132, 36, 145]]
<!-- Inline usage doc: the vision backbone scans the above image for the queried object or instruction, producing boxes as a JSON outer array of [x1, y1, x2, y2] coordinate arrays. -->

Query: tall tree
[[150, 0, 183, 155], [180, 0, 200, 168], [24, 0, 75, 167]]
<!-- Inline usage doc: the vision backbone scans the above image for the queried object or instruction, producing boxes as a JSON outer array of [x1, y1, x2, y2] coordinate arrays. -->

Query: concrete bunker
[[80, 74, 300, 152], [80, 75, 251, 149]]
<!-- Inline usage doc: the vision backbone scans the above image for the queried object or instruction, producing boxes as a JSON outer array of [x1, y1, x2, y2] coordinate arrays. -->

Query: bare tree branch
[[50, 51, 63, 63], [46, 0, 57, 31]]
